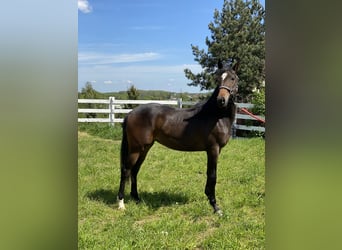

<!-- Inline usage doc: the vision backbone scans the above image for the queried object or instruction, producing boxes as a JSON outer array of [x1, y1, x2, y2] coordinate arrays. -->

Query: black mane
[[184, 86, 236, 121]]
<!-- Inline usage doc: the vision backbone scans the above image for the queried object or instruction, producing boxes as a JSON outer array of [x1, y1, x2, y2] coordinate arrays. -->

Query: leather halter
[[219, 85, 232, 93]]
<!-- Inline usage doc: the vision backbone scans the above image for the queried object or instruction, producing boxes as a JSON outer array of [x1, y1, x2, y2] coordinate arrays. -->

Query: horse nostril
[[217, 97, 226, 107]]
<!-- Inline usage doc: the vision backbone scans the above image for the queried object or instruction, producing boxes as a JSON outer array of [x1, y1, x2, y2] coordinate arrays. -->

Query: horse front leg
[[205, 146, 223, 216]]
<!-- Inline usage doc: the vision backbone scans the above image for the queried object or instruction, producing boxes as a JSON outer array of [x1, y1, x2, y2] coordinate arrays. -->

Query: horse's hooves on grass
[[118, 199, 126, 210], [130, 193, 141, 204], [215, 209, 223, 216]]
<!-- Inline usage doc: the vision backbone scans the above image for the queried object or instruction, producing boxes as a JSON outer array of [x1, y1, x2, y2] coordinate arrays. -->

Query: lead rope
[[240, 107, 265, 123]]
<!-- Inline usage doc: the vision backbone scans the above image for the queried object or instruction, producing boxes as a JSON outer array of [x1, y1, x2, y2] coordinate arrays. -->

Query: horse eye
[[231, 78, 235, 81]]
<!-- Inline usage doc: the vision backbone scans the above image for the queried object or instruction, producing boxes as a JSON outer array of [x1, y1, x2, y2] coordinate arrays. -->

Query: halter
[[219, 85, 232, 94]]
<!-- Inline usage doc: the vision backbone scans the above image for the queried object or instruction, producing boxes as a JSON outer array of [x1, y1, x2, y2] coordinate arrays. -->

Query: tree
[[184, 0, 265, 102], [80, 82, 98, 99], [126, 84, 140, 109], [127, 84, 139, 100], [80, 82, 98, 118]]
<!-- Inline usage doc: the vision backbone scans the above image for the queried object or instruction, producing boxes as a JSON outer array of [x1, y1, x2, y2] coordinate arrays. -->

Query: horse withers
[[117, 61, 239, 215]]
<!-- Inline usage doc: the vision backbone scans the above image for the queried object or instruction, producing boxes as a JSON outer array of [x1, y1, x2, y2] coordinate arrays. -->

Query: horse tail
[[120, 117, 131, 182]]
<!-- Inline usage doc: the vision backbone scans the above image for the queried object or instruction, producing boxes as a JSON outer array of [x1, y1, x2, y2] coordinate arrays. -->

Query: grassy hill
[[78, 88, 211, 102]]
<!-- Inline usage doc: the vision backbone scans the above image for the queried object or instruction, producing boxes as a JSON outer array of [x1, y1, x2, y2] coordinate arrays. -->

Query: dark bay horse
[[118, 62, 239, 215]]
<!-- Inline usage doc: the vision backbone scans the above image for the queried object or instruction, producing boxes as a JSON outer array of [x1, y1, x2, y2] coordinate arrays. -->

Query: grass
[[78, 123, 123, 140], [78, 131, 265, 249]]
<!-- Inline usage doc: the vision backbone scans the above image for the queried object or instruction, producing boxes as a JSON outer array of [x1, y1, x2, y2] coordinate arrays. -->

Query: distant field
[[78, 132, 265, 249]]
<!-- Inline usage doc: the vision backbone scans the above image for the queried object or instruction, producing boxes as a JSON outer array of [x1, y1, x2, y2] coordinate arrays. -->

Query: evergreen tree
[[126, 84, 140, 109], [126, 84, 139, 100], [80, 82, 98, 118], [184, 0, 265, 102], [80, 82, 98, 99]]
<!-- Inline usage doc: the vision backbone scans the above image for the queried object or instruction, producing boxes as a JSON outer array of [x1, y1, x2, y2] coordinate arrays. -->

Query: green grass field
[[78, 131, 265, 249]]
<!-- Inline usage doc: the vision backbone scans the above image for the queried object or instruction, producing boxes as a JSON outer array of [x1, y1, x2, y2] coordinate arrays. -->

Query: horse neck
[[206, 87, 220, 106], [201, 86, 235, 119]]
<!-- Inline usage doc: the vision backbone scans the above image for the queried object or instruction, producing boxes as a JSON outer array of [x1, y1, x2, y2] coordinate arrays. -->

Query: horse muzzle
[[217, 95, 229, 108], [217, 86, 231, 108]]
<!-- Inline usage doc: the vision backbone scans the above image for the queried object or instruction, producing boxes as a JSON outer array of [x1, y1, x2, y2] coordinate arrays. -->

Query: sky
[[78, 0, 265, 93]]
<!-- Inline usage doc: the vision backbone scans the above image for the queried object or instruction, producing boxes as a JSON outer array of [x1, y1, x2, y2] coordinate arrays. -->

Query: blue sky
[[78, 0, 265, 93]]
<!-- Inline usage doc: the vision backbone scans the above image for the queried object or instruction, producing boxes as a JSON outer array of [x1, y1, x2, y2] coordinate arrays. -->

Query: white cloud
[[78, 52, 162, 65], [78, 0, 92, 13], [104, 80, 112, 84]]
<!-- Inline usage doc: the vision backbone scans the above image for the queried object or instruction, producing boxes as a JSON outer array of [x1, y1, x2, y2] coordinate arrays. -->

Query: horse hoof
[[215, 209, 223, 216], [118, 199, 126, 210], [130, 193, 141, 203]]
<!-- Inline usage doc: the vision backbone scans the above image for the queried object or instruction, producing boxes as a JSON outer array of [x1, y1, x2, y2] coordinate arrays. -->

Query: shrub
[[251, 88, 265, 116]]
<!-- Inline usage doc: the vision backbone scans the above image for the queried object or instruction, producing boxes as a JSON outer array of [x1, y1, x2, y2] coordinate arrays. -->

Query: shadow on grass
[[86, 189, 189, 210]]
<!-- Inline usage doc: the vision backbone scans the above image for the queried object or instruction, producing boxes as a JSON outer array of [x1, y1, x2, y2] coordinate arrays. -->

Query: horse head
[[216, 60, 239, 108]]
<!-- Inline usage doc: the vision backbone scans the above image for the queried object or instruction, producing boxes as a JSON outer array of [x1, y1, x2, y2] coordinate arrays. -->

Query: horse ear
[[232, 60, 240, 72]]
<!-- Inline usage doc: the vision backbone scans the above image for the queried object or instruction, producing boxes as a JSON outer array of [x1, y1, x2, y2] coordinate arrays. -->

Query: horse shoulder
[[213, 118, 232, 148]]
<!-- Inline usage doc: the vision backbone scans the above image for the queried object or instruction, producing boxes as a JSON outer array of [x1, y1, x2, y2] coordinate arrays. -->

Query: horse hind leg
[[118, 151, 140, 210], [130, 144, 153, 203], [117, 165, 131, 210]]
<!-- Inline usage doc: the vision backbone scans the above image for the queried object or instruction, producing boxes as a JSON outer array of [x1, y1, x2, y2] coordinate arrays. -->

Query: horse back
[[124, 104, 175, 146]]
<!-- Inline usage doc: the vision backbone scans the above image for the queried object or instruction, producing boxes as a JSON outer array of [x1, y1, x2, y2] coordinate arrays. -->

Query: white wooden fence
[[78, 97, 265, 132], [234, 103, 265, 132]]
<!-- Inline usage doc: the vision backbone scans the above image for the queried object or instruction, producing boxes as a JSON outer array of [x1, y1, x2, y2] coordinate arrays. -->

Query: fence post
[[109, 96, 115, 126], [177, 98, 182, 108], [232, 106, 238, 138]]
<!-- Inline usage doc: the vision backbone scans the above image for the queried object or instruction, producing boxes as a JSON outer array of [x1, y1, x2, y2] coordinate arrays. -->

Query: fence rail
[[78, 97, 265, 132]]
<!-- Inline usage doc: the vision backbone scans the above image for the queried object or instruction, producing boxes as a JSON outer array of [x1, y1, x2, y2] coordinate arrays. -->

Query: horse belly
[[155, 125, 206, 152], [156, 136, 205, 151]]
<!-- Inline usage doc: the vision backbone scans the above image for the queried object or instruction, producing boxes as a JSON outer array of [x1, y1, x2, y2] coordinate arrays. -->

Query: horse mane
[[185, 87, 235, 121]]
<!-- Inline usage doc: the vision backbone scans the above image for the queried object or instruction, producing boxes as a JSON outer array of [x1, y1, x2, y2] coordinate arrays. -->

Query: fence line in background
[[78, 97, 265, 133]]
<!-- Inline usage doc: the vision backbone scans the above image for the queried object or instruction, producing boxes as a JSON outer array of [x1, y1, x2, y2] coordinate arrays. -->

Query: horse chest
[[212, 119, 231, 147]]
